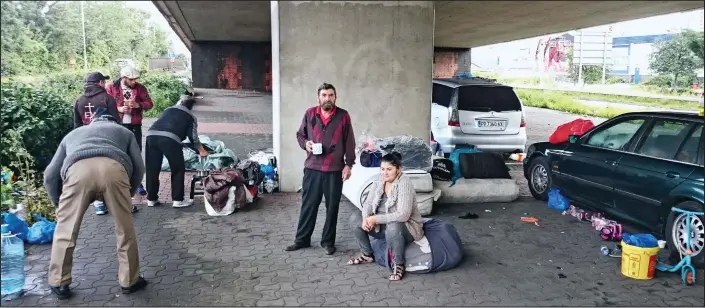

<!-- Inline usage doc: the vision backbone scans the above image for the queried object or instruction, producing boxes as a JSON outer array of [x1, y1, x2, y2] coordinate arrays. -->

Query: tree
[[682, 30, 704, 65], [649, 33, 699, 89], [1, 1, 171, 75]]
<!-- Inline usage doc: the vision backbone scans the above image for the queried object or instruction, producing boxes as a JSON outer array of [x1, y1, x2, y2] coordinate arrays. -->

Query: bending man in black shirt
[[144, 97, 208, 208]]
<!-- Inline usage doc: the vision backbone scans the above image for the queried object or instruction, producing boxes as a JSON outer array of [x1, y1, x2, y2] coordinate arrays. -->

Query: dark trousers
[[145, 136, 185, 202], [122, 124, 143, 151], [295, 168, 343, 247]]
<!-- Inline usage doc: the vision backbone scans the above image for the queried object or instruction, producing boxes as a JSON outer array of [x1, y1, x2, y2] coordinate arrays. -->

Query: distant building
[[608, 34, 674, 81]]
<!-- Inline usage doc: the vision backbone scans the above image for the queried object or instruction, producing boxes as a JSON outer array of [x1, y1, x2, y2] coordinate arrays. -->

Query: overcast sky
[[126, 1, 703, 64]]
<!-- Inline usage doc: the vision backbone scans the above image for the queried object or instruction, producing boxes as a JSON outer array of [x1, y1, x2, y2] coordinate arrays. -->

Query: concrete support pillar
[[433, 48, 472, 78], [271, 1, 435, 192]]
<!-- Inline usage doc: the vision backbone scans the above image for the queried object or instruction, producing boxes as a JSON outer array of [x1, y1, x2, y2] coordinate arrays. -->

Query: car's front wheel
[[666, 201, 704, 269], [527, 156, 551, 201]]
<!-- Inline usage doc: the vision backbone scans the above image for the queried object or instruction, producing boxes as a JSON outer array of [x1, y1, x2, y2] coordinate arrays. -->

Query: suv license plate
[[477, 120, 506, 130]]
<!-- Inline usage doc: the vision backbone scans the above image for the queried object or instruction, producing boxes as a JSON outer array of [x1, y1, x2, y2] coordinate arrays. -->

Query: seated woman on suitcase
[[144, 97, 208, 208], [347, 152, 424, 281]]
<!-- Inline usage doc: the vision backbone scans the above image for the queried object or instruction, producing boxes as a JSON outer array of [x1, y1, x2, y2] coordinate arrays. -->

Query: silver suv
[[431, 78, 527, 157]]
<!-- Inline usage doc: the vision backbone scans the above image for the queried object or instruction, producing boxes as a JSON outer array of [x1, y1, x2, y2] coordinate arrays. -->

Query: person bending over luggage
[[43, 108, 147, 299], [144, 97, 208, 208], [347, 152, 424, 281]]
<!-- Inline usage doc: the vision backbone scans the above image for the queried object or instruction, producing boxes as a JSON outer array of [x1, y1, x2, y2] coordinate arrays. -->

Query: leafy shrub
[[140, 71, 188, 117], [606, 76, 625, 84], [1, 81, 73, 166]]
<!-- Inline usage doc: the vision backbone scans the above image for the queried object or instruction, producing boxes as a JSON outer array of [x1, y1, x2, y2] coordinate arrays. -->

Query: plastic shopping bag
[[26, 214, 56, 245], [547, 188, 570, 212], [1, 212, 29, 242]]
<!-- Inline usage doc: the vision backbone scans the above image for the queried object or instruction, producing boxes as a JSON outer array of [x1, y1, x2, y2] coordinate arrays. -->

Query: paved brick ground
[[7, 89, 704, 306], [7, 195, 704, 307]]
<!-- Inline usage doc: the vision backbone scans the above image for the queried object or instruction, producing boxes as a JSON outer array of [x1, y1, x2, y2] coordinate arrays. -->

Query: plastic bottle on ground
[[1, 224, 25, 300]]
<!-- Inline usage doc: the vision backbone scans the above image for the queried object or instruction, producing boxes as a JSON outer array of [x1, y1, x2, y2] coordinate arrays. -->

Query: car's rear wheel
[[527, 156, 550, 201], [666, 201, 704, 269]]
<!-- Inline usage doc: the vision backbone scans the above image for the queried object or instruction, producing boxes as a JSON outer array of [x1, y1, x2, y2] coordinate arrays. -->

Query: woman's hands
[[362, 216, 377, 232]]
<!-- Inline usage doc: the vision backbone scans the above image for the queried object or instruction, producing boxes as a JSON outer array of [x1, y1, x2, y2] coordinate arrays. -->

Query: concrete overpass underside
[[153, 1, 703, 191]]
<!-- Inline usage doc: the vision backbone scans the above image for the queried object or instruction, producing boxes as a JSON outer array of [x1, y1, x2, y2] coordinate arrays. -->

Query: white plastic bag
[[204, 186, 237, 216]]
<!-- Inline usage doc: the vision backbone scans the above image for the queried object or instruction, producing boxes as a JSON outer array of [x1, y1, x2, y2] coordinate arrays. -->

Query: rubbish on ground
[[558, 273, 567, 279], [164, 135, 239, 171], [549, 118, 595, 144], [26, 214, 55, 245], [657, 240, 667, 249], [508, 153, 525, 162], [600, 246, 610, 256], [521, 216, 539, 223], [547, 188, 570, 212], [458, 213, 479, 219], [600, 223, 623, 242], [591, 217, 615, 231], [484, 209, 491, 213], [248, 150, 279, 194], [622, 233, 659, 248]]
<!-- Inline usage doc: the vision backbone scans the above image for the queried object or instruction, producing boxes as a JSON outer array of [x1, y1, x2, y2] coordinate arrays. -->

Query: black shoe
[[121, 277, 148, 294], [50, 285, 73, 300], [131, 205, 139, 213], [323, 246, 336, 255], [284, 243, 311, 251]]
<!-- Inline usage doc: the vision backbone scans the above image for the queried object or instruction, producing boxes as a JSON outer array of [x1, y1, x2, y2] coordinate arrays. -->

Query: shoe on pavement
[[284, 243, 311, 251], [136, 184, 147, 196], [50, 285, 73, 300], [172, 200, 191, 208], [147, 200, 160, 207], [323, 246, 337, 255], [94, 202, 108, 215], [121, 276, 148, 294]]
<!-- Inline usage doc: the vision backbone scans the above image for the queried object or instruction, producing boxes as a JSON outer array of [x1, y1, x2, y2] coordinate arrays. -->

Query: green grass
[[546, 90, 699, 111], [516, 89, 631, 119]]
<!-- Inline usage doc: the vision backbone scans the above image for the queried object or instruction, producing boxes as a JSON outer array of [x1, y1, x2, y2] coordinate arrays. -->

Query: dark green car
[[523, 111, 704, 267]]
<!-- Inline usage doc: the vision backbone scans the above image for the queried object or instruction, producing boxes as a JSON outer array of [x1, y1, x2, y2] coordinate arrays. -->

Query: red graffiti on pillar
[[217, 55, 242, 89]]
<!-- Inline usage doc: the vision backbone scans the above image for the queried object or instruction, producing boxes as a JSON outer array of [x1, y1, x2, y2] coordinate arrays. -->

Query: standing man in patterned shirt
[[106, 65, 153, 199], [285, 83, 356, 255]]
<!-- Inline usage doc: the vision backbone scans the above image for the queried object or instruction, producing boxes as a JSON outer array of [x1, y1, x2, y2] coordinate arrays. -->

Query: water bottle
[[600, 245, 610, 256], [1, 224, 25, 300]]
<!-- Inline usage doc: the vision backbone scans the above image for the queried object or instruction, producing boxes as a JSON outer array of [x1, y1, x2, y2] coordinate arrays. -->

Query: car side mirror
[[569, 135, 580, 144]]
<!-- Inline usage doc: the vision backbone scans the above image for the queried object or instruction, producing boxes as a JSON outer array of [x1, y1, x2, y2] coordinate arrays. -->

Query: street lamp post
[[81, 1, 88, 71]]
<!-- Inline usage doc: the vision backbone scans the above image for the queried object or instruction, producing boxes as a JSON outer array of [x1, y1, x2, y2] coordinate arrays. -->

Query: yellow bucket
[[620, 241, 660, 280]]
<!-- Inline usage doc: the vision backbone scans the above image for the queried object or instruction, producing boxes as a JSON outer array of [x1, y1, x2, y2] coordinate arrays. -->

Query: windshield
[[457, 86, 522, 112]]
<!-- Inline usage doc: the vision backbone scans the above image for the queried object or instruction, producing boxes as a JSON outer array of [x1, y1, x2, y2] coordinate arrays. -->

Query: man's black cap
[[85, 72, 110, 83]]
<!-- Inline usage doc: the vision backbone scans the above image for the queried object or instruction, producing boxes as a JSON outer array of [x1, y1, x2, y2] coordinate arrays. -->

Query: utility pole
[[81, 1, 88, 71]]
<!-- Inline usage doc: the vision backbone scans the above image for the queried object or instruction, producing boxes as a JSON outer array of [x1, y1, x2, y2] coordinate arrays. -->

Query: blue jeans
[[349, 213, 413, 265]]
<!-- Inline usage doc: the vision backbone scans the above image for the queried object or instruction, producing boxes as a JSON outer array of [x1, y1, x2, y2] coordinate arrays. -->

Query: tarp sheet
[[160, 135, 239, 171]]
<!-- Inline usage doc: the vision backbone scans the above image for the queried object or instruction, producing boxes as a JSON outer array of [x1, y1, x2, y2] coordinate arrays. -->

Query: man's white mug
[[312, 143, 323, 155]]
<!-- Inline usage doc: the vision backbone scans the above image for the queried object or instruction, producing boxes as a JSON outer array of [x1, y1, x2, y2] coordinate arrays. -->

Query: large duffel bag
[[370, 219, 463, 274], [458, 152, 511, 179]]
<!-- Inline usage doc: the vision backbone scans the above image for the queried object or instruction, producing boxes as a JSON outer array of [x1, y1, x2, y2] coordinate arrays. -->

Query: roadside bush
[[516, 88, 629, 119], [140, 71, 188, 117], [606, 76, 624, 84], [1, 81, 73, 167]]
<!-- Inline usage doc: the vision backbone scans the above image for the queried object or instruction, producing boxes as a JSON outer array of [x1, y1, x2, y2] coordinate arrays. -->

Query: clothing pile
[[202, 159, 266, 217], [160, 135, 239, 172]]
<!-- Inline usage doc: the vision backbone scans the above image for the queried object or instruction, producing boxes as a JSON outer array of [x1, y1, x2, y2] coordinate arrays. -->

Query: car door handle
[[665, 171, 680, 179], [604, 160, 616, 166]]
